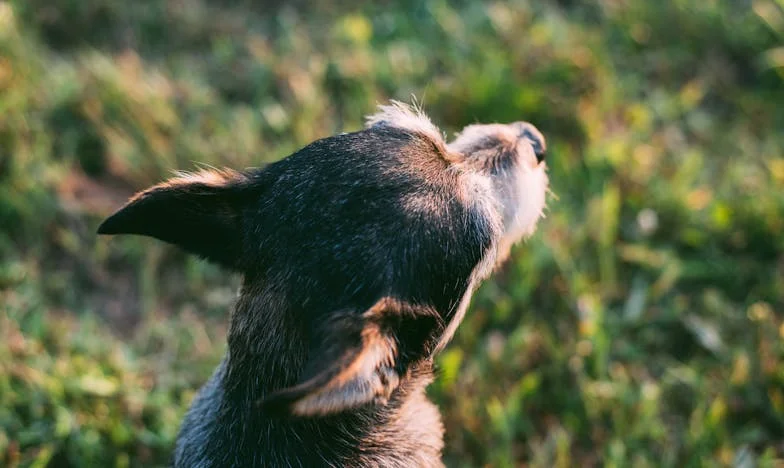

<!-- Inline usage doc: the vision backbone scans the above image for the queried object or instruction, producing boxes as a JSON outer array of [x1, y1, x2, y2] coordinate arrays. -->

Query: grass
[[1, 0, 784, 466]]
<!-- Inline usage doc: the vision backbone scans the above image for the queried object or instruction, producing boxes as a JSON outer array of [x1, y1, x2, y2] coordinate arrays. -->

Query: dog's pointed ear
[[97, 169, 250, 269], [260, 298, 443, 417]]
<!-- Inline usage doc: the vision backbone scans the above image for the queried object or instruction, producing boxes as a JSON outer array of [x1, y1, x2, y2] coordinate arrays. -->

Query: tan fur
[[127, 168, 245, 204], [366, 101, 460, 162], [292, 324, 398, 416]]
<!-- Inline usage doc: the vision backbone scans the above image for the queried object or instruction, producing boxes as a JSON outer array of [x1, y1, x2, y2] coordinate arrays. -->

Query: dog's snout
[[515, 122, 546, 163]]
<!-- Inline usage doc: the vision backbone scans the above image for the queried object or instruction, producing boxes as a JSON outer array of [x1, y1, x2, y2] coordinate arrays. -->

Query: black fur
[[99, 109, 548, 467]]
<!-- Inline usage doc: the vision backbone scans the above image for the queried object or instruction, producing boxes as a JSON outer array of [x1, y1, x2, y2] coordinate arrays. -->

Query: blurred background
[[1, 0, 783, 466]]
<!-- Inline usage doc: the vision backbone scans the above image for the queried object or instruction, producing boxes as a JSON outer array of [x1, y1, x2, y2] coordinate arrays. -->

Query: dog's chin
[[494, 162, 548, 265]]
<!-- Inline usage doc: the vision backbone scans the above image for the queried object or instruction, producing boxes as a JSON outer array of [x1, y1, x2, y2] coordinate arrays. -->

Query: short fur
[[98, 101, 549, 467]]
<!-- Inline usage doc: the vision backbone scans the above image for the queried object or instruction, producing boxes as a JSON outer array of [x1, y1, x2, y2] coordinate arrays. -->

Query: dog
[[98, 102, 548, 467]]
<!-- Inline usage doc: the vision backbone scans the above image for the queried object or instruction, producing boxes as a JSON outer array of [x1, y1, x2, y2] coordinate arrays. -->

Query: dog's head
[[98, 101, 548, 416]]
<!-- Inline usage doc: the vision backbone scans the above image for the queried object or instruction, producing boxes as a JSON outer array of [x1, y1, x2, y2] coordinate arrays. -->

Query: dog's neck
[[176, 283, 443, 467], [224, 284, 308, 398]]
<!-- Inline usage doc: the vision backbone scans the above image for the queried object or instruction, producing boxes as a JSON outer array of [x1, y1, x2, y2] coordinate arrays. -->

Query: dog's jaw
[[494, 161, 549, 265]]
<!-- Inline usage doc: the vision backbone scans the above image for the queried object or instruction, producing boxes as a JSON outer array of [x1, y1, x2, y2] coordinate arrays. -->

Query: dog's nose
[[515, 122, 546, 163]]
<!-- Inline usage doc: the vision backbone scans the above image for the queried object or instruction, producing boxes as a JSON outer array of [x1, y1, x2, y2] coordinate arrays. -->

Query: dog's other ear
[[97, 169, 250, 269], [260, 297, 443, 417]]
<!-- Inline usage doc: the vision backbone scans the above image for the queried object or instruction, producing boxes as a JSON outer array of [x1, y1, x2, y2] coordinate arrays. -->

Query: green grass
[[2, 0, 784, 466]]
